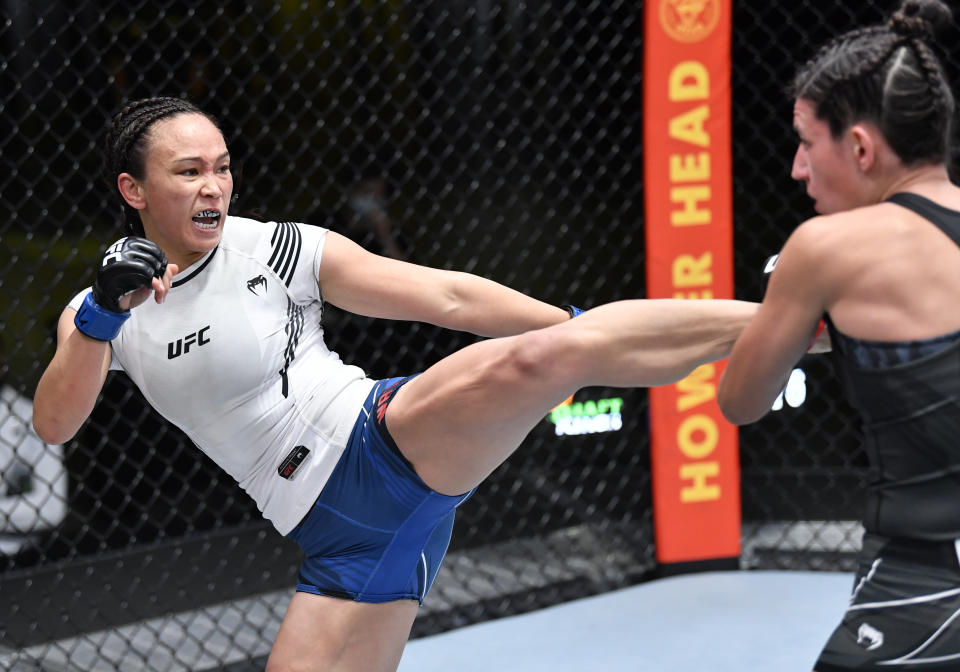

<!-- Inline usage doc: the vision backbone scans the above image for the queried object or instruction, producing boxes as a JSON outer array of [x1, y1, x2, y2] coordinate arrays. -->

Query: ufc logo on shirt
[[167, 326, 211, 359]]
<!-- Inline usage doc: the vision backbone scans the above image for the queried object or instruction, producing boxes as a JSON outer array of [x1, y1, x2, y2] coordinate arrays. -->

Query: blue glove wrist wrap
[[74, 292, 131, 341]]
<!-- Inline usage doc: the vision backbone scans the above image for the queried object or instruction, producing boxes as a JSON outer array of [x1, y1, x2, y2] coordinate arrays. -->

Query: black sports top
[[825, 192, 960, 540]]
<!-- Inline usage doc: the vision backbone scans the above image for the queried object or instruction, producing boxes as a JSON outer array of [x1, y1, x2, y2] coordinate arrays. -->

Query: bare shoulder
[[785, 202, 905, 256], [780, 212, 843, 263], [776, 203, 902, 297], [317, 230, 365, 272]]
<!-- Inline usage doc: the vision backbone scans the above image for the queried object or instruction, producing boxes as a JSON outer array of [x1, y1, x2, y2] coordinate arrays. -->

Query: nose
[[200, 177, 222, 199], [791, 145, 808, 182]]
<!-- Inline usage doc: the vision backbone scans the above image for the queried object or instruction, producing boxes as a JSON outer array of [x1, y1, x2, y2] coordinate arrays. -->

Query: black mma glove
[[93, 237, 167, 312], [75, 237, 167, 340]]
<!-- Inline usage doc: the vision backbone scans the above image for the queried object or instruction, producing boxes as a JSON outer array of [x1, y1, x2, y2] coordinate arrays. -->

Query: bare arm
[[718, 220, 832, 424], [317, 231, 568, 336], [33, 308, 113, 444], [33, 265, 178, 444]]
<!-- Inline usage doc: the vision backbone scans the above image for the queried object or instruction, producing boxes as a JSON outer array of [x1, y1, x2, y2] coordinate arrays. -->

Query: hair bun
[[890, 0, 952, 39]]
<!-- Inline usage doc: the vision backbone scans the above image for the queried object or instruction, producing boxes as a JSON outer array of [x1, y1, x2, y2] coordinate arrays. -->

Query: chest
[[115, 259, 313, 416]]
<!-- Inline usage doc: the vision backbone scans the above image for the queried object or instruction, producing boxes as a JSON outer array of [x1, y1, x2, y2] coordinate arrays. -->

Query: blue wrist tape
[[74, 292, 130, 341], [561, 304, 584, 318]]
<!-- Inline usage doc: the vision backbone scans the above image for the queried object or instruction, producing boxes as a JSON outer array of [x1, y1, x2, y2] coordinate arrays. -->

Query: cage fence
[[2, 1, 958, 670]]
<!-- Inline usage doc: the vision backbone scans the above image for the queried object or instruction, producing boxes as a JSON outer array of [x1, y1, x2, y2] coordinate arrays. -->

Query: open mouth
[[192, 209, 221, 230]]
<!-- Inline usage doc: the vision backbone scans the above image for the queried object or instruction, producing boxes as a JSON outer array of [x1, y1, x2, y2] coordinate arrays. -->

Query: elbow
[[716, 393, 741, 425], [718, 404, 757, 427], [717, 381, 765, 426], [717, 393, 768, 426], [33, 407, 76, 446]]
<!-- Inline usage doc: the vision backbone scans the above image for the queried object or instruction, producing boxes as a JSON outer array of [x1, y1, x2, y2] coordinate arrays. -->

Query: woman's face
[[790, 98, 866, 215], [131, 113, 233, 267]]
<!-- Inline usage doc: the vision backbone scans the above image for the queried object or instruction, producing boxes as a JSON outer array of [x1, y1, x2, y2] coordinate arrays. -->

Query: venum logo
[[168, 326, 211, 359], [857, 622, 884, 651], [247, 275, 267, 296]]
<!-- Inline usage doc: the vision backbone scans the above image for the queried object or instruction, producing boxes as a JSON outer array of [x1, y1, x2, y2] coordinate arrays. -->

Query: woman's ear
[[849, 124, 876, 172], [117, 173, 146, 210]]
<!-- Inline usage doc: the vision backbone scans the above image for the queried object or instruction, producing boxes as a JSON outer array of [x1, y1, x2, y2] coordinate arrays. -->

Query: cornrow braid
[[801, 27, 907, 134], [897, 37, 955, 159], [789, 0, 954, 167], [800, 25, 888, 88], [884, 0, 955, 162], [104, 97, 221, 236]]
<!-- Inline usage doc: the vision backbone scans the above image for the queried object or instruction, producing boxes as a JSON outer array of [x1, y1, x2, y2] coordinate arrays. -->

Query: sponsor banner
[[548, 395, 624, 437], [643, 0, 739, 564]]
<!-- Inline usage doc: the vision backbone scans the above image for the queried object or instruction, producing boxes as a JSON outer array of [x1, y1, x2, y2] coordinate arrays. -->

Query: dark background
[[1, 0, 957, 666]]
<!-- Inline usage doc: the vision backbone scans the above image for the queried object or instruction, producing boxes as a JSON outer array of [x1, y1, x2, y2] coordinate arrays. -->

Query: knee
[[496, 327, 578, 384]]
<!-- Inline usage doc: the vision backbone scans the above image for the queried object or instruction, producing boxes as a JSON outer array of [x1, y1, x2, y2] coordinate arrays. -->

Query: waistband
[[879, 536, 960, 571]]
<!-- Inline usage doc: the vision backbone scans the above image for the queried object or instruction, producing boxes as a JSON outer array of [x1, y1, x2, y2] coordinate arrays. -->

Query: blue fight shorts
[[288, 376, 473, 604]]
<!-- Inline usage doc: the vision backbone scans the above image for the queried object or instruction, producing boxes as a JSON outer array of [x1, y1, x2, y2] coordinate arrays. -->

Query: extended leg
[[387, 298, 756, 495]]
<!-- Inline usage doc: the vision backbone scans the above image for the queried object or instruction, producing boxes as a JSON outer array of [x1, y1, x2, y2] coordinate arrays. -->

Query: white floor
[[399, 570, 854, 671]]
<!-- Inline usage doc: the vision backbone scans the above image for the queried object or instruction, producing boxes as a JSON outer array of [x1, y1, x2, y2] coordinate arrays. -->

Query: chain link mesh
[[1, 1, 958, 669]]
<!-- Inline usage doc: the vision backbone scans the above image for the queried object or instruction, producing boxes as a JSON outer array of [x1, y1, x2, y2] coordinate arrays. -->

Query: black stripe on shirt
[[268, 222, 302, 287], [278, 298, 305, 397]]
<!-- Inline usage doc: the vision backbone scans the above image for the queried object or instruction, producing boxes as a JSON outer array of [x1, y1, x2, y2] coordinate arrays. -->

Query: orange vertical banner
[[643, 0, 739, 565]]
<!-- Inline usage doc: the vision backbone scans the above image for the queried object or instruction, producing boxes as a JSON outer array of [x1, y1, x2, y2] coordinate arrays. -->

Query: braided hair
[[790, 0, 954, 167], [104, 97, 223, 236]]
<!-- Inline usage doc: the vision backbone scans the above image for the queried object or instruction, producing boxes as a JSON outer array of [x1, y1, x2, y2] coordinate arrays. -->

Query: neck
[[880, 163, 952, 201], [140, 220, 215, 271], [167, 248, 210, 271]]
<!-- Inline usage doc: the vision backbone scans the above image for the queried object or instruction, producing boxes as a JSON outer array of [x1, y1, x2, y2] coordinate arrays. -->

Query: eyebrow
[[172, 151, 231, 164]]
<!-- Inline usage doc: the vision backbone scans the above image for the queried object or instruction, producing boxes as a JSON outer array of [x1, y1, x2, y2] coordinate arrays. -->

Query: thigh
[[386, 329, 582, 495], [266, 592, 418, 672]]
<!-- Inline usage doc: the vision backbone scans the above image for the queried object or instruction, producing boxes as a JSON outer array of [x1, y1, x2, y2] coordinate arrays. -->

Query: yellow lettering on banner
[[668, 105, 710, 147], [676, 364, 716, 412], [659, 60, 727, 511], [670, 186, 711, 225], [668, 61, 709, 102], [680, 462, 721, 502], [673, 289, 715, 299], [677, 413, 719, 459], [672, 252, 713, 288], [670, 152, 710, 182]]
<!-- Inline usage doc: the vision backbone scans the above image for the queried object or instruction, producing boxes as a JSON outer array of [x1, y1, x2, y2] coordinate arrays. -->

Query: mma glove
[[74, 237, 167, 341]]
